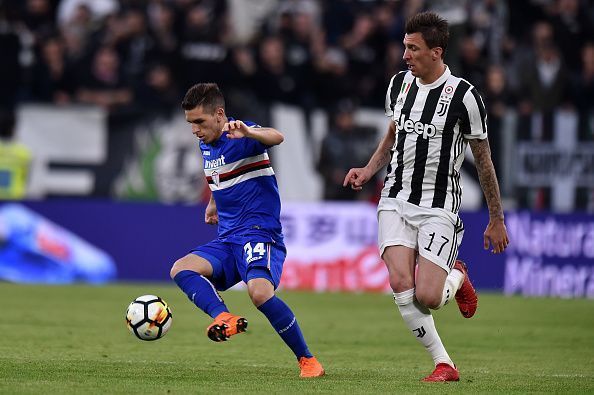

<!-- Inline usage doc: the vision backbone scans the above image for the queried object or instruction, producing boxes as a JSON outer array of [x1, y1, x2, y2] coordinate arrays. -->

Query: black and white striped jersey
[[382, 66, 487, 214]]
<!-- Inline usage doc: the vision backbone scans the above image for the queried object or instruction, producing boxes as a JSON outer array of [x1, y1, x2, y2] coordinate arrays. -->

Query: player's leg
[[416, 257, 466, 311], [379, 209, 457, 381], [416, 218, 477, 317], [247, 276, 312, 359], [170, 243, 247, 342], [170, 253, 229, 318], [241, 242, 324, 377], [415, 257, 453, 309], [247, 276, 311, 358], [384, 246, 455, 372], [413, 216, 470, 381], [246, 276, 324, 377]]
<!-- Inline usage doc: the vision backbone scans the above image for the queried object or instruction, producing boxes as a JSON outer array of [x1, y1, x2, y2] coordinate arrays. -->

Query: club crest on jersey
[[437, 99, 450, 117], [396, 114, 436, 139], [211, 170, 220, 186], [437, 89, 454, 116]]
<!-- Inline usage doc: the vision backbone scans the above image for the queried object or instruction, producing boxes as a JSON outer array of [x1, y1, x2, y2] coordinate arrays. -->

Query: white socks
[[394, 288, 453, 367], [436, 268, 465, 309]]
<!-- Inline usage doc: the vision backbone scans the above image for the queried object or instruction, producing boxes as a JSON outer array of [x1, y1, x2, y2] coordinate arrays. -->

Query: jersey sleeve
[[460, 87, 488, 139], [243, 120, 261, 128], [240, 120, 269, 152], [385, 71, 407, 117]]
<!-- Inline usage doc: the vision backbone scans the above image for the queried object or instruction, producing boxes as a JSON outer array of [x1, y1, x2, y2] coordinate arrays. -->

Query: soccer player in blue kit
[[169, 83, 325, 378]]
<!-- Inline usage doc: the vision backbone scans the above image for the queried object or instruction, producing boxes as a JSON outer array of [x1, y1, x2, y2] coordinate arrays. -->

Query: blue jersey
[[200, 119, 284, 247]]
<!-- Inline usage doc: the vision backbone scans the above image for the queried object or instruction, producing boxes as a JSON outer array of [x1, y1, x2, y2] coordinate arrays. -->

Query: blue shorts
[[191, 237, 286, 291]]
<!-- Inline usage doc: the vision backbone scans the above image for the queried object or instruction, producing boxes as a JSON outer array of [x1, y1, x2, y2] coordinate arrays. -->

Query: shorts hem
[[417, 249, 452, 273], [379, 239, 416, 258], [246, 266, 277, 289], [192, 250, 223, 279]]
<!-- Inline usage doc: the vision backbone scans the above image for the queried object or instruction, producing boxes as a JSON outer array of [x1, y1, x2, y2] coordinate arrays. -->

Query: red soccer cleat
[[298, 356, 325, 378], [422, 363, 460, 382], [453, 260, 478, 318]]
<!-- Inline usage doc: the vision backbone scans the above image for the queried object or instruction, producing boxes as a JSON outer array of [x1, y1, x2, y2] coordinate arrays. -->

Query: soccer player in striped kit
[[344, 12, 509, 382], [170, 83, 324, 378]]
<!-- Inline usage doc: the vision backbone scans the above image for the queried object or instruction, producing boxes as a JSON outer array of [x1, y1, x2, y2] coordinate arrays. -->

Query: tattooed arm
[[343, 121, 396, 190], [469, 138, 504, 219], [469, 138, 510, 254]]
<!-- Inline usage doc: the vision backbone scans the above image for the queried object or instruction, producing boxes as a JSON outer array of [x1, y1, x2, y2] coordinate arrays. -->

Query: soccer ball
[[125, 295, 172, 341]]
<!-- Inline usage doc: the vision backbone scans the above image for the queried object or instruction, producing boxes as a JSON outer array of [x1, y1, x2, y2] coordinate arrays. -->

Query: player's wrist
[[489, 215, 505, 223], [243, 127, 255, 138]]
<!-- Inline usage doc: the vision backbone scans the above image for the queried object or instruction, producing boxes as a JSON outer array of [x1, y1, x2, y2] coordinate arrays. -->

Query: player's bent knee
[[249, 288, 274, 307], [169, 255, 211, 279], [415, 290, 440, 309], [388, 273, 414, 293], [169, 260, 187, 279], [247, 280, 274, 307]]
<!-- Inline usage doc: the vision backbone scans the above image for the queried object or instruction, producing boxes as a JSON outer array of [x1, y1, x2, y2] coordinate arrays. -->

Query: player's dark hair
[[405, 12, 449, 58], [181, 83, 225, 113]]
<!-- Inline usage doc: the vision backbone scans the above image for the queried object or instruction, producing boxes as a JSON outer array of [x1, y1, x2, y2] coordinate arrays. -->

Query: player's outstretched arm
[[343, 121, 396, 191], [468, 138, 509, 254], [224, 120, 284, 146], [205, 193, 218, 225]]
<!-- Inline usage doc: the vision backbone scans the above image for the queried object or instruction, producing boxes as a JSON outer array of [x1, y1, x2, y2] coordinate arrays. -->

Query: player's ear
[[432, 47, 443, 61], [215, 107, 225, 121]]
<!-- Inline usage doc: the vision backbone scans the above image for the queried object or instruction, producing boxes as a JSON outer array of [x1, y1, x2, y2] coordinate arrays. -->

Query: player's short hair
[[405, 12, 449, 58], [181, 83, 225, 113]]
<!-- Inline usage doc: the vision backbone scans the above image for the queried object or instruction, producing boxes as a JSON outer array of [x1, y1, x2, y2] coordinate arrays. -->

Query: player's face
[[185, 105, 225, 144], [403, 33, 441, 81]]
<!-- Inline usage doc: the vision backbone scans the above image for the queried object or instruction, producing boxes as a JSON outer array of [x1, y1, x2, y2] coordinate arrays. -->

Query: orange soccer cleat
[[298, 356, 325, 378], [422, 363, 460, 382], [453, 260, 478, 318], [206, 312, 248, 342]]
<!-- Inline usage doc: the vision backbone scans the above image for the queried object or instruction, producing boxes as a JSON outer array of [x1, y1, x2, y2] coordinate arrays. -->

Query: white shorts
[[377, 198, 464, 273]]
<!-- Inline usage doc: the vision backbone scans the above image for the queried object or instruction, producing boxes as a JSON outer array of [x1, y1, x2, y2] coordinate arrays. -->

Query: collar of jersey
[[416, 65, 451, 89]]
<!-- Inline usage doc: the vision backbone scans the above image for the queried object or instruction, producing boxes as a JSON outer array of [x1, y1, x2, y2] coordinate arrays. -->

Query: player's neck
[[418, 63, 447, 85], [214, 116, 228, 142]]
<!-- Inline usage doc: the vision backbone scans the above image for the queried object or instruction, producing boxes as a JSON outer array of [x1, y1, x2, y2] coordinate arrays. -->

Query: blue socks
[[174, 270, 312, 359], [173, 270, 228, 318], [258, 296, 312, 359]]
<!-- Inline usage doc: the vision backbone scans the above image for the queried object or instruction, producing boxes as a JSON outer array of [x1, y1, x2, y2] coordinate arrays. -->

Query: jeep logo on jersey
[[204, 155, 226, 169], [396, 114, 437, 139]]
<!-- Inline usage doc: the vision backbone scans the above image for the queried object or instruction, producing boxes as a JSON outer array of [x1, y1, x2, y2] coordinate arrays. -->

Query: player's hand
[[205, 202, 218, 225], [483, 217, 509, 254], [343, 167, 372, 191], [224, 120, 251, 139]]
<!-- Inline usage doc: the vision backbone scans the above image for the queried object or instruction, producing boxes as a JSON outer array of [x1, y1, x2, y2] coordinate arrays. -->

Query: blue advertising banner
[[503, 212, 594, 298], [457, 211, 507, 291], [0, 204, 116, 283], [3, 200, 216, 282], [2, 200, 591, 298]]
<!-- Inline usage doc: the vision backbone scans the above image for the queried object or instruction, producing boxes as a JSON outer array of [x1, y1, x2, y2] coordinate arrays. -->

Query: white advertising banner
[[16, 104, 107, 197], [280, 202, 390, 292]]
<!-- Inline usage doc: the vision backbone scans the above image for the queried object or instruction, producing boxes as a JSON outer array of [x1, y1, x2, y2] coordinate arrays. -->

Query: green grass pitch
[[1, 283, 593, 393]]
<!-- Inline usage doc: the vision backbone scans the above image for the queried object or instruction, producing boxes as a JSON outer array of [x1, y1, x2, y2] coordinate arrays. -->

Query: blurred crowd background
[[0, 0, 593, 212]]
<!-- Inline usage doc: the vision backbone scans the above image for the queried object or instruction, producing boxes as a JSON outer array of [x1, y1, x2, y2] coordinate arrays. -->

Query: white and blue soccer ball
[[125, 295, 172, 341]]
